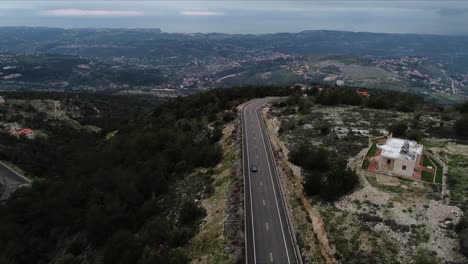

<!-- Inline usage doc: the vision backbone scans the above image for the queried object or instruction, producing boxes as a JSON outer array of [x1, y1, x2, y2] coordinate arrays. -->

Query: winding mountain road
[[242, 98, 300, 264], [0, 161, 30, 186]]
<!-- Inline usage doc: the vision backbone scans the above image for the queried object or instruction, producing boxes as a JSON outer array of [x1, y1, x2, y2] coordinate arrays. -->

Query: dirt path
[[299, 194, 337, 264]]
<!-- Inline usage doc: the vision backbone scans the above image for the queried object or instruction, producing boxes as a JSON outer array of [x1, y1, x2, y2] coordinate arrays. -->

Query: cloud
[[179, 11, 225, 16], [38, 9, 144, 17]]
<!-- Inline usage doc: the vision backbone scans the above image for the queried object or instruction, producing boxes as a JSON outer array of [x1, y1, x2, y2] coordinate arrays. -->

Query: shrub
[[289, 145, 330, 172], [457, 101, 468, 114], [86, 205, 113, 245], [102, 230, 142, 264], [388, 121, 408, 137], [415, 248, 440, 264], [362, 159, 371, 170], [365, 95, 390, 110], [210, 125, 223, 143], [179, 201, 206, 226], [222, 111, 235, 123], [320, 164, 359, 201], [316, 121, 331, 135], [455, 114, 468, 137], [303, 172, 322, 195], [461, 229, 468, 257], [359, 213, 383, 223], [279, 120, 296, 132], [456, 216, 468, 257], [290, 145, 359, 200], [406, 129, 425, 142]]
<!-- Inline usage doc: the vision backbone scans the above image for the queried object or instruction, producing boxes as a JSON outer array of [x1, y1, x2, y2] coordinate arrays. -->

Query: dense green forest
[[0, 87, 289, 264], [0, 54, 168, 87]]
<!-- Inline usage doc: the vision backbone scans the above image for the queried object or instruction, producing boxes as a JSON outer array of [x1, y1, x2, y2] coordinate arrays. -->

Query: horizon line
[[0, 26, 467, 37]]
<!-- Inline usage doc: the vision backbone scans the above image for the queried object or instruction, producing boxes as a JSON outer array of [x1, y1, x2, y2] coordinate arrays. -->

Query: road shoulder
[[261, 105, 332, 264]]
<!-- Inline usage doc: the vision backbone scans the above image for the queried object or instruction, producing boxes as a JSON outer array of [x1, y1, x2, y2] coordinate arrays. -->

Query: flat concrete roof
[[377, 137, 423, 161]]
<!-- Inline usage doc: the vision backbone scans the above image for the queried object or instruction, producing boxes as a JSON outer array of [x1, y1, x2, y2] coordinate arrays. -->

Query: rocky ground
[[331, 148, 464, 263], [264, 101, 467, 263]]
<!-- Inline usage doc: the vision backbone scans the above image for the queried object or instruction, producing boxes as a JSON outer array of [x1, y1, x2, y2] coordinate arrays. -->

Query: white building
[[376, 137, 423, 178], [0, 96, 4, 104]]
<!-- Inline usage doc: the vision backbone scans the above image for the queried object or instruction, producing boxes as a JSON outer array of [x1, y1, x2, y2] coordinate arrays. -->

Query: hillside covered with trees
[[1, 84, 467, 263], [0, 87, 289, 264]]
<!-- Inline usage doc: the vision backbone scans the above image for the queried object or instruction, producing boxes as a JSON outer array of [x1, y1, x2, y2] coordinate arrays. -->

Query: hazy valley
[[1, 28, 468, 103]]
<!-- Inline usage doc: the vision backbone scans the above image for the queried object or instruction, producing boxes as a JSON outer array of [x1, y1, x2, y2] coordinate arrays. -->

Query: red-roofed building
[[11, 128, 35, 139], [357, 90, 370, 97]]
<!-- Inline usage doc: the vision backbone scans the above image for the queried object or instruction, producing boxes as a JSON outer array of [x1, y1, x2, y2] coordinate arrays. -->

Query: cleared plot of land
[[306, 57, 404, 91]]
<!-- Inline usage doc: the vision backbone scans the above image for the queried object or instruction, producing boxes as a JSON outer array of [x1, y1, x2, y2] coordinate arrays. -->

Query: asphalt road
[[0, 161, 30, 186], [242, 98, 300, 264]]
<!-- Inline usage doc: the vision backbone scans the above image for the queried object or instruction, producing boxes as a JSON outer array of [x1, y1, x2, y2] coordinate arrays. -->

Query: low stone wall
[[360, 135, 388, 169], [423, 150, 447, 197]]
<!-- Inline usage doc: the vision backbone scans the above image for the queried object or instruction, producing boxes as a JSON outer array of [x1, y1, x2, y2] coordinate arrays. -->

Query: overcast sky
[[1, 1, 468, 35]]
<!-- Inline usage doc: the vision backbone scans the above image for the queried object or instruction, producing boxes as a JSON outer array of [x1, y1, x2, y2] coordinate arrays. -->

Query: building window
[[402, 165, 407, 170], [387, 159, 391, 164]]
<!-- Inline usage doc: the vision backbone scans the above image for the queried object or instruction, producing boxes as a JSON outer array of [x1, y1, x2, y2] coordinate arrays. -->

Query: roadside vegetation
[[289, 145, 359, 201], [0, 86, 291, 264]]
